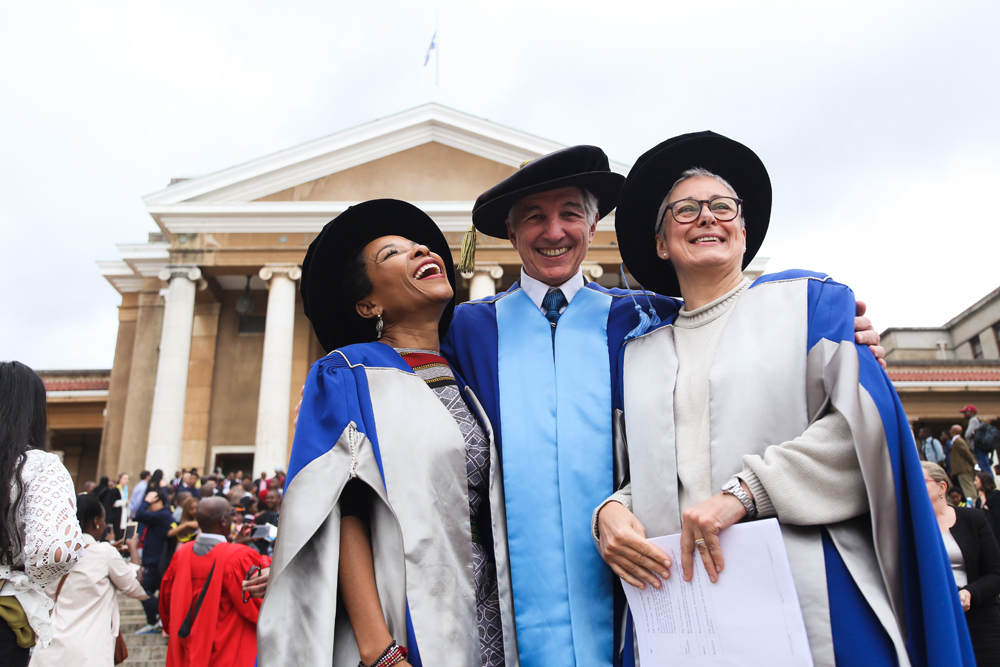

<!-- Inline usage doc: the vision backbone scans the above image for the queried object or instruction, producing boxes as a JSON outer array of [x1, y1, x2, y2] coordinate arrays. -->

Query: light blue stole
[[496, 286, 614, 667]]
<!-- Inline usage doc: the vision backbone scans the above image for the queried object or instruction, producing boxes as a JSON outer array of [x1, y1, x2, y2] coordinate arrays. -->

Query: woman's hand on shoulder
[[680, 492, 747, 584], [597, 501, 671, 590]]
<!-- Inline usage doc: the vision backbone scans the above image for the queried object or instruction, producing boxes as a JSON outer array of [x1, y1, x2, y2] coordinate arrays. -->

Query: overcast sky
[[2, 0, 998, 370]]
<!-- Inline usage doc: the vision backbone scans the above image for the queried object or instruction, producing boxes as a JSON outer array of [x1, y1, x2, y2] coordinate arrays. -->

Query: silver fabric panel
[[827, 517, 911, 667], [258, 422, 407, 667], [367, 368, 481, 667], [781, 525, 834, 667], [707, 279, 809, 490], [465, 386, 520, 667], [622, 326, 681, 537], [809, 340, 905, 640], [613, 409, 629, 491], [703, 281, 840, 664]]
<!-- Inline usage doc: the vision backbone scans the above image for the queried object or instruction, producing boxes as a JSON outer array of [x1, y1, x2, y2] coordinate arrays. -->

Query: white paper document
[[620, 518, 813, 666]]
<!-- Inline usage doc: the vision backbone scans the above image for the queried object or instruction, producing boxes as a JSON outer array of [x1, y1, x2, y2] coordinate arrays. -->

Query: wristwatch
[[722, 478, 757, 520]]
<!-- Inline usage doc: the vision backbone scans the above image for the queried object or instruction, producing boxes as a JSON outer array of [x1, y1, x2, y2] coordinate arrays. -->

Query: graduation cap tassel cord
[[457, 225, 477, 278]]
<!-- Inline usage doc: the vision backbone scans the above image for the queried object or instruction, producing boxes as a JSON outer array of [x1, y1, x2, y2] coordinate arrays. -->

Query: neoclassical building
[[94, 104, 753, 483], [54, 104, 780, 486], [57, 103, 997, 487]]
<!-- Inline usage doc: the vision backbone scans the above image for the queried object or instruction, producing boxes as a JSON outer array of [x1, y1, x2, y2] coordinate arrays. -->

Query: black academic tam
[[471, 144, 625, 239], [301, 199, 456, 353]]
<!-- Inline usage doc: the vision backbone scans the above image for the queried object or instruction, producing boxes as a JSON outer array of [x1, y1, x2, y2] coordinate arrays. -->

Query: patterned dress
[[398, 349, 505, 667]]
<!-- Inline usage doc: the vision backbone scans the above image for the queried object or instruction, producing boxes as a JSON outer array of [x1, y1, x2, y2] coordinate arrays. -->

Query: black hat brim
[[472, 171, 624, 239], [615, 131, 772, 298], [301, 199, 456, 353]]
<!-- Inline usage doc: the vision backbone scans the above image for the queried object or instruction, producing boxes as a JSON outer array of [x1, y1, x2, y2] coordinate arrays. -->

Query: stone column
[[254, 265, 302, 476], [468, 264, 504, 301], [145, 265, 201, 474], [582, 262, 604, 284]]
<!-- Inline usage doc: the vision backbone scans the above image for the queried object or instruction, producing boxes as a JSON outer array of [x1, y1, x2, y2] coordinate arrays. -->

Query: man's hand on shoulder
[[854, 300, 886, 369]]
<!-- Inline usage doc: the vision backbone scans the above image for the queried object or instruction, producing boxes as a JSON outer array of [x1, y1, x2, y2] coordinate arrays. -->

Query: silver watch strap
[[723, 478, 757, 520]]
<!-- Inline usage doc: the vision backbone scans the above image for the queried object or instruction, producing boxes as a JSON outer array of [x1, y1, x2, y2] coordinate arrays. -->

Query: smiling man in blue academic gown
[[442, 146, 682, 667]]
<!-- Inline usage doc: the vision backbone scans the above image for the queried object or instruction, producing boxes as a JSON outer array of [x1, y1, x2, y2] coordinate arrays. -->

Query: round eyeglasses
[[664, 196, 742, 223]]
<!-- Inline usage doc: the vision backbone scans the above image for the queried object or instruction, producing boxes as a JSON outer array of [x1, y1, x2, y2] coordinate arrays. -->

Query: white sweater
[[595, 279, 868, 537]]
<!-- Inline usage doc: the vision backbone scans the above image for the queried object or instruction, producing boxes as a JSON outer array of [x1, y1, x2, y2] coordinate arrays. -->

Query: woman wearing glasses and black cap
[[257, 200, 516, 667], [593, 132, 974, 666]]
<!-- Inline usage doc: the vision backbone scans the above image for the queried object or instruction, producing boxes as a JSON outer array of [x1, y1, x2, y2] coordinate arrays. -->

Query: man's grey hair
[[506, 187, 600, 230], [654, 167, 742, 237]]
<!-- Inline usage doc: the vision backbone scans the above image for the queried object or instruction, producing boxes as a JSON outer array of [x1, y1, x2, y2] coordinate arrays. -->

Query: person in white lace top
[[0, 361, 84, 665]]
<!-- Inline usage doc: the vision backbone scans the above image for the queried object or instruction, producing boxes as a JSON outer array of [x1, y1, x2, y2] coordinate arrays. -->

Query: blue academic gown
[[613, 270, 974, 667], [442, 281, 680, 667]]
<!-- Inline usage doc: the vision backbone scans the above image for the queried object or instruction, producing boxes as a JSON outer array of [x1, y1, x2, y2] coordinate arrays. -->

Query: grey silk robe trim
[[620, 277, 909, 667], [257, 364, 518, 667]]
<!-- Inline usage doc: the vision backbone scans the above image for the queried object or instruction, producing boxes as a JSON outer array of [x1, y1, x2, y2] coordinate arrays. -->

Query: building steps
[[118, 596, 167, 667]]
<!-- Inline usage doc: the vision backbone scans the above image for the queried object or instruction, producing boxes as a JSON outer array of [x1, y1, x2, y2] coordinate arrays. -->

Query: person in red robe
[[160, 496, 269, 667]]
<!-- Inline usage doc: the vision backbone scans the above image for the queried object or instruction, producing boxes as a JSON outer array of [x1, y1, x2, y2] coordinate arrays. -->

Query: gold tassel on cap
[[457, 225, 477, 278]]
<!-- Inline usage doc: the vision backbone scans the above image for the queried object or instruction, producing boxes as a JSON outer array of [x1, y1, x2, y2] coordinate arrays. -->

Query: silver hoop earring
[[375, 314, 384, 339]]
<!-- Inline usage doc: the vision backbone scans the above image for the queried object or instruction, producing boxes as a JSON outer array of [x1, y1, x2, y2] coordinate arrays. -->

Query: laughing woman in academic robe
[[256, 200, 516, 667], [593, 132, 974, 666]]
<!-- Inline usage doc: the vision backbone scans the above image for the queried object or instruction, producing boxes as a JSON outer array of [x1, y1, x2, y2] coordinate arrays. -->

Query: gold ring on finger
[[694, 538, 706, 546]]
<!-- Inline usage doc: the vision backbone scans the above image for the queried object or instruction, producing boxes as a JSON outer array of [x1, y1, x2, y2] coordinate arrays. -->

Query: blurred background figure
[[0, 361, 84, 666], [97, 477, 124, 541], [924, 462, 1000, 666], [147, 470, 165, 495], [974, 472, 1000, 538], [160, 497, 267, 667], [252, 490, 281, 557], [114, 474, 129, 539], [134, 489, 177, 635], [919, 427, 947, 467], [172, 490, 194, 523], [950, 487, 971, 508], [951, 425, 978, 502], [29, 493, 147, 667], [167, 497, 200, 552], [129, 471, 150, 520]]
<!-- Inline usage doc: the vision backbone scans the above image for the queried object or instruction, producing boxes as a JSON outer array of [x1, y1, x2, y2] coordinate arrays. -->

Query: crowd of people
[[1, 131, 998, 667], [0, 360, 282, 667]]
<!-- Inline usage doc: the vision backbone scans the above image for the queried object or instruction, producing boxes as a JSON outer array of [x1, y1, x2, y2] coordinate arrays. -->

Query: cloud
[[1, 0, 998, 367]]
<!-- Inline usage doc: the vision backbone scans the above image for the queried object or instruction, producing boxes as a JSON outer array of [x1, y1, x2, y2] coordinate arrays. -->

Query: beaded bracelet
[[359, 640, 408, 667]]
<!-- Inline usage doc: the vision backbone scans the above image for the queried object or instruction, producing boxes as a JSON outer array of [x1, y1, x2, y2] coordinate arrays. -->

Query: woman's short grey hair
[[506, 187, 600, 229], [654, 167, 742, 237], [922, 461, 950, 487]]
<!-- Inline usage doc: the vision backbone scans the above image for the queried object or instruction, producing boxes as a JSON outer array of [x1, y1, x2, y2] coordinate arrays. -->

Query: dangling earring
[[375, 313, 384, 339]]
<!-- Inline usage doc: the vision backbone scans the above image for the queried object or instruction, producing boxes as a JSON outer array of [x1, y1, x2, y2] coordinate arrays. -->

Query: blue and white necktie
[[541, 288, 568, 342]]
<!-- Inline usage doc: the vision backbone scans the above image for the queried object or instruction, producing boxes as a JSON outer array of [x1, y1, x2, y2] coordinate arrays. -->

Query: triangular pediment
[[143, 103, 609, 208], [254, 142, 517, 202]]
